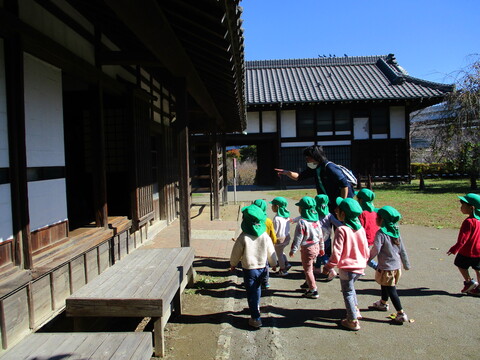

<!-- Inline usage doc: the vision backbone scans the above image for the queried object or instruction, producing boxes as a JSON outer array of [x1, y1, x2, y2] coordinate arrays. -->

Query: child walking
[[323, 197, 369, 330], [289, 196, 324, 299], [314, 194, 342, 281], [447, 193, 480, 295], [356, 189, 379, 270], [369, 206, 411, 324], [230, 205, 278, 328], [270, 197, 292, 276], [253, 199, 277, 288]]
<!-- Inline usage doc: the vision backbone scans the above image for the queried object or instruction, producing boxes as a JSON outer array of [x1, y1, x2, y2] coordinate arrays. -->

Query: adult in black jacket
[[275, 145, 354, 213]]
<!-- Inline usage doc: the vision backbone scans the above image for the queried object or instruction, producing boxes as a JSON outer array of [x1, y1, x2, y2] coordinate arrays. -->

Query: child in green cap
[[323, 197, 369, 330], [314, 194, 342, 281], [447, 193, 480, 295], [230, 205, 278, 328], [289, 196, 324, 299], [253, 199, 278, 289], [270, 197, 292, 276], [356, 188, 379, 270], [368, 206, 411, 324]]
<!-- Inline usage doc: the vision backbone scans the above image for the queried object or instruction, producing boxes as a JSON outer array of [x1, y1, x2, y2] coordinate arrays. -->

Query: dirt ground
[[160, 202, 480, 360], [160, 204, 239, 359]]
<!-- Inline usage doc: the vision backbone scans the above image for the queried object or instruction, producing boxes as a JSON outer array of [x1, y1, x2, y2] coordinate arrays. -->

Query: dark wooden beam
[[4, 34, 33, 269], [175, 78, 191, 247], [103, 0, 223, 124], [221, 133, 228, 205], [90, 83, 109, 229], [97, 50, 163, 66], [92, 29, 109, 229], [211, 129, 220, 220]]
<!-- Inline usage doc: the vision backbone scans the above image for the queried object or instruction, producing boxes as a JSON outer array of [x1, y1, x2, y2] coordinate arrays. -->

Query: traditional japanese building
[[229, 55, 453, 185], [0, 0, 245, 351]]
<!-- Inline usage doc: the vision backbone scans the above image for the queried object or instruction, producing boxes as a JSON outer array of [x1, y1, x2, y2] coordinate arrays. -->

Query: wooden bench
[[0, 332, 152, 360], [65, 247, 195, 357]]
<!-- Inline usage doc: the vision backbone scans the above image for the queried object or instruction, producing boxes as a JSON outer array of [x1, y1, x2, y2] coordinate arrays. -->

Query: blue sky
[[240, 0, 479, 85]]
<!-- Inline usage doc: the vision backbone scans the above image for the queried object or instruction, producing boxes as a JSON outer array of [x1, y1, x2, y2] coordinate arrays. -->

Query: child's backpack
[[325, 161, 357, 186]]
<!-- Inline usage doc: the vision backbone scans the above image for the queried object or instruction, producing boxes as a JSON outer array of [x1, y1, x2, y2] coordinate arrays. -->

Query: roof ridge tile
[[246, 55, 389, 69]]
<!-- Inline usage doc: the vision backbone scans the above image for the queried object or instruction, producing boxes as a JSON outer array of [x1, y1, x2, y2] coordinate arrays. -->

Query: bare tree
[[432, 55, 480, 189]]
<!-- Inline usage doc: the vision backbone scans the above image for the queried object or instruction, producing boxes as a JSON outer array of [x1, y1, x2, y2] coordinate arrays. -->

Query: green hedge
[[411, 163, 457, 175]]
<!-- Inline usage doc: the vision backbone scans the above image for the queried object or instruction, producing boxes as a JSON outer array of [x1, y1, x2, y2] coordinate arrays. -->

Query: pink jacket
[[325, 225, 369, 274]]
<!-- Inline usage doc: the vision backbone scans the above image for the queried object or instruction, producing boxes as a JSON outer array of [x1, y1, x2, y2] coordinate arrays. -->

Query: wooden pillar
[[175, 78, 191, 247], [92, 29, 108, 229], [5, 34, 32, 269], [90, 83, 108, 229], [211, 129, 220, 220], [221, 133, 228, 205]]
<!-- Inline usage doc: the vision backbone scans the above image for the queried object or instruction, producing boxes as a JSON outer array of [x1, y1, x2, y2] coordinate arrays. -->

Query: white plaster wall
[[0, 39, 12, 242], [262, 111, 277, 132], [390, 106, 406, 139], [24, 54, 68, 231], [0, 185, 13, 242], [28, 179, 68, 231], [20, 0, 95, 65], [318, 140, 351, 146], [281, 141, 314, 148], [246, 112, 260, 133], [280, 110, 296, 138], [0, 39, 9, 168], [353, 117, 369, 140], [24, 54, 65, 167]]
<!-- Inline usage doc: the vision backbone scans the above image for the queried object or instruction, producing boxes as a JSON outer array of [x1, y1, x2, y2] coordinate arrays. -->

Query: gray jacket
[[369, 231, 410, 271]]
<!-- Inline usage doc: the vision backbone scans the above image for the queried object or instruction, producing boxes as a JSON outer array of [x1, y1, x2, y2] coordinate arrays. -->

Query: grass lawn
[[267, 178, 477, 229]]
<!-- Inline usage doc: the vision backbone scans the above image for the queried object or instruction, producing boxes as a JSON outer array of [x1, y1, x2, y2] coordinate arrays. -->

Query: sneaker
[[261, 283, 270, 290], [248, 317, 262, 328], [461, 280, 478, 293], [300, 281, 309, 289], [393, 312, 409, 323], [327, 269, 338, 281], [285, 263, 292, 271], [303, 289, 319, 299], [370, 300, 389, 311], [468, 285, 480, 296], [341, 318, 360, 331], [278, 270, 289, 277]]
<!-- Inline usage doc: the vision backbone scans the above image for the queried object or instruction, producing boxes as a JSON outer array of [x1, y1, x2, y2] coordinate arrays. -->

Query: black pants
[[381, 285, 403, 311]]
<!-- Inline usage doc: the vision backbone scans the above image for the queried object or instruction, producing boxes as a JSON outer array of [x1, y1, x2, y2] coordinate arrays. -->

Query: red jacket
[[449, 217, 480, 258], [358, 211, 379, 246]]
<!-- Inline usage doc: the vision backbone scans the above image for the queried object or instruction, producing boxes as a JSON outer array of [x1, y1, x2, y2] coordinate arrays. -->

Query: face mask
[[307, 162, 318, 169]]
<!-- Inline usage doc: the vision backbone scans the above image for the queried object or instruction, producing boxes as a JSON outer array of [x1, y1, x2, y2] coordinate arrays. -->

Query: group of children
[[229, 190, 480, 331]]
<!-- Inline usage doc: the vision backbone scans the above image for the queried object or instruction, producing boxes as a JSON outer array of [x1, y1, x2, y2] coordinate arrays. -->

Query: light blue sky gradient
[[240, 0, 479, 85]]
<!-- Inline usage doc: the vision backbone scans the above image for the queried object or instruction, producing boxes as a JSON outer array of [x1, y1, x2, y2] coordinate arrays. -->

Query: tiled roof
[[246, 54, 453, 105]]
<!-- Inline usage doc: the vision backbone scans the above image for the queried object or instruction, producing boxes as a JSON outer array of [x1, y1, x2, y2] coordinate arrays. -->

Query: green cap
[[314, 194, 330, 217], [356, 189, 376, 212], [336, 197, 362, 230], [458, 193, 480, 220], [253, 199, 267, 215], [295, 196, 319, 222], [270, 197, 290, 218], [241, 205, 266, 236], [377, 206, 402, 238]]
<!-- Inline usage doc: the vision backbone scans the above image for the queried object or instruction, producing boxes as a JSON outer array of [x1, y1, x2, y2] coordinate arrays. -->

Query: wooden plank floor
[[66, 248, 194, 317], [64, 247, 194, 357], [0, 332, 152, 360]]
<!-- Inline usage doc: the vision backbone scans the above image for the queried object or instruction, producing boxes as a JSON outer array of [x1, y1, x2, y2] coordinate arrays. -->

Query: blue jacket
[[298, 162, 354, 213]]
